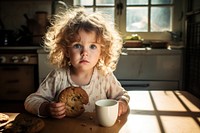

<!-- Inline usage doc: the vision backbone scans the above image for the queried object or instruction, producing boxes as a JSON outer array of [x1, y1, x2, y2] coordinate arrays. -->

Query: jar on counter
[[32, 11, 49, 44]]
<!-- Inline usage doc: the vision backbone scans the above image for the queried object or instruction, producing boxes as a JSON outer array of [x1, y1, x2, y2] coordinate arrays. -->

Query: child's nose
[[81, 48, 88, 57]]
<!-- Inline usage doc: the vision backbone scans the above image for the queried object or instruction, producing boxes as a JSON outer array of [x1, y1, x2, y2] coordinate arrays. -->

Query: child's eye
[[90, 44, 97, 49], [73, 44, 82, 49]]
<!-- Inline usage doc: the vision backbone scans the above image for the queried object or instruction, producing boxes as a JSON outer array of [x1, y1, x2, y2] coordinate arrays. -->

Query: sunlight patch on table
[[161, 116, 200, 133], [151, 91, 186, 111], [119, 114, 160, 133], [128, 91, 154, 111]]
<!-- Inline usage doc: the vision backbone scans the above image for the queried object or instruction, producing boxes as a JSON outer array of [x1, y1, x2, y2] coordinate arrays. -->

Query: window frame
[[68, 0, 183, 40]]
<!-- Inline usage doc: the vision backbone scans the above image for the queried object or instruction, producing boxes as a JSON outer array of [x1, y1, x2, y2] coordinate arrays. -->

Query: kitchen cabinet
[[114, 48, 183, 90], [37, 48, 53, 83], [0, 47, 39, 101], [0, 66, 36, 100]]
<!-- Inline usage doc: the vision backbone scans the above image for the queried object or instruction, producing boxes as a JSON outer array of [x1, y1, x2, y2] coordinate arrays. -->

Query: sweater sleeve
[[105, 72, 130, 104], [24, 69, 61, 116]]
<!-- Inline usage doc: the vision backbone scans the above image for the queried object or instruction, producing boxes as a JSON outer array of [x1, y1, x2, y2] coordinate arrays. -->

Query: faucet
[[167, 31, 182, 42]]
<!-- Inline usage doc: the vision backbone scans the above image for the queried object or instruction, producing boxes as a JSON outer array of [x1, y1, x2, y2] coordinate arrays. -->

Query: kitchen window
[[126, 0, 173, 32], [73, 0, 174, 35]]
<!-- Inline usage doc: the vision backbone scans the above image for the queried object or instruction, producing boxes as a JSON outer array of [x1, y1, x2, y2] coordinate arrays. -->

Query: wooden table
[[2, 91, 200, 133]]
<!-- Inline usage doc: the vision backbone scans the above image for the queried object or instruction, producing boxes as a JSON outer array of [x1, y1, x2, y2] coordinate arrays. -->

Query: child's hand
[[118, 100, 128, 116], [49, 102, 66, 119]]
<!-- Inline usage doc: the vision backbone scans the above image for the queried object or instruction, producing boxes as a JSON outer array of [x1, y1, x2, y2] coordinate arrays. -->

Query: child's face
[[67, 30, 101, 72]]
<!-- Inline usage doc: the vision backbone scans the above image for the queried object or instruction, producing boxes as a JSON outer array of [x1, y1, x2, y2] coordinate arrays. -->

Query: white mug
[[95, 99, 119, 127]]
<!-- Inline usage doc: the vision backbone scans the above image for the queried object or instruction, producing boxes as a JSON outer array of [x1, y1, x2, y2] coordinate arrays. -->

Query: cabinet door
[[114, 55, 142, 79], [140, 55, 181, 80], [0, 66, 35, 100], [38, 53, 53, 83], [114, 53, 182, 80]]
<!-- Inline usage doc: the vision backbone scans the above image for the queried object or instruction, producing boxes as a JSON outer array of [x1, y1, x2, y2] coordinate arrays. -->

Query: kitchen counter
[[37, 47, 183, 56], [115, 48, 183, 90], [0, 46, 41, 50], [1, 91, 200, 133], [122, 48, 182, 55], [37, 47, 48, 53]]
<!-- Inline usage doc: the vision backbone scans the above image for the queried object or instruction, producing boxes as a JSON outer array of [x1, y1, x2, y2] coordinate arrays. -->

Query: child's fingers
[[50, 102, 65, 108], [118, 104, 123, 116], [49, 102, 66, 118], [54, 113, 66, 119], [52, 109, 66, 119], [118, 101, 128, 116]]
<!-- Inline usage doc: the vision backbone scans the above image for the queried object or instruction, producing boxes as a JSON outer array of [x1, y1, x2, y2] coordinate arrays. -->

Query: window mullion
[[148, 0, 151, 32], [93, 0, 96, 12]]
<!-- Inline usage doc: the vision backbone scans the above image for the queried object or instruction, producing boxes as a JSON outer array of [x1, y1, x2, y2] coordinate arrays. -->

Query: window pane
[[96, 7, 114, 23], [151, 0, 173, 4], [74, 0, 93, 6], [126, 7, 148, 32], [84, 8, 94, 13], [96, 0, 114, 6], [127, 0, 148, 5], [151, 7, 172, 32]]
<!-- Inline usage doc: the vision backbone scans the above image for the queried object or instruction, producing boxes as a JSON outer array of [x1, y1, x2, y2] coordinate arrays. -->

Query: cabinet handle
[[122, 84, 149, 87]]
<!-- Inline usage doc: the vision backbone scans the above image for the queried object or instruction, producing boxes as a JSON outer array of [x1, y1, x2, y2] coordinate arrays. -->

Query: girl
[[24, 7, 130, 119]]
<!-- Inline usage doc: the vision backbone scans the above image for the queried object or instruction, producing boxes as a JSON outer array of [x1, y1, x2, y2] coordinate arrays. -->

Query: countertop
[[0, 46, 41, 50], [37, 47, 183, 55], [0, 46, 182, 54], [122, 48, 183, 55]]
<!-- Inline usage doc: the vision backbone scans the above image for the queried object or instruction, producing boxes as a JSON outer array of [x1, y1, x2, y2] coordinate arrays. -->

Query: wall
[[0, 1, 51, 31], [183, 0, 200, 98]]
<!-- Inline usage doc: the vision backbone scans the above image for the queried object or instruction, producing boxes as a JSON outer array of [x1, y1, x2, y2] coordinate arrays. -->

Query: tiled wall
[[0, 1, 51, 31]]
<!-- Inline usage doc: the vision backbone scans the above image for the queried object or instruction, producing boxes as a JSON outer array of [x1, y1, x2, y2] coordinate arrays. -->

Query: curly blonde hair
[[43, 7, 123, 75]]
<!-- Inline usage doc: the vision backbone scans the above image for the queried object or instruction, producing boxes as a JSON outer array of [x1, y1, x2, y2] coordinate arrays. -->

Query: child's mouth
[[79, 60, 89, 64]]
